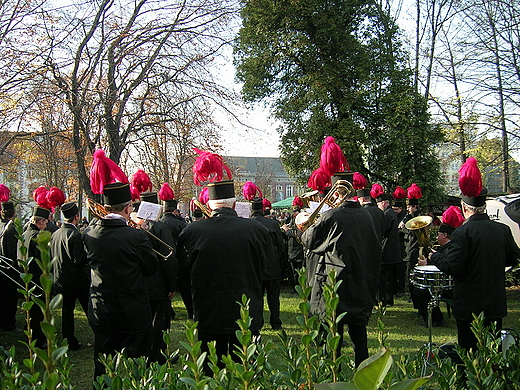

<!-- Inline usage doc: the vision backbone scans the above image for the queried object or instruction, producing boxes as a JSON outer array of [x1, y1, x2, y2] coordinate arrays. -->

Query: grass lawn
[[2, 285, 520, 389]]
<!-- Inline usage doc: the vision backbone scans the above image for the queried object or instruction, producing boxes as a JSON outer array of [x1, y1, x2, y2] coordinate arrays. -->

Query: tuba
[[295, 179, 355, 232], [86, 198, 174, 260], [405, 215, 433, 258]]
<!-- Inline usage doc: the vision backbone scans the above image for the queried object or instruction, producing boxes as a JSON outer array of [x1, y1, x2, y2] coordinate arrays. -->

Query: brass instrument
[[405, 215, 433, 258], [0, 254, 43, 297], [86, 198, 174, 260], [295, 179, 355, 232], [192, 198, 212, 218], [300, 190, 320, 208]]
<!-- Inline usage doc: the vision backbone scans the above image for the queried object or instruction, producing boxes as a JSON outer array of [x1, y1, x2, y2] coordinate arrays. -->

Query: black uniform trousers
[[262, 279, 282, 329], [0, 273, 18, 330], [149, 299, 171, 364], [93, 328, 152, 379], [61, 289, 89, 349], [456, 317, 502, 351], [337, 320, 369, 368]]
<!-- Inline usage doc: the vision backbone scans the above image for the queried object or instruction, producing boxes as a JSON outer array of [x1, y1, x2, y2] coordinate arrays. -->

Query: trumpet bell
[[405, 216, 433, 230]]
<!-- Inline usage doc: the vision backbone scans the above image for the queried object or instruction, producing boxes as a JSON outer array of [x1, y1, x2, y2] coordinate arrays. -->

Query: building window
[[276, 185, 283, 191], [286, 185, 293, 197]]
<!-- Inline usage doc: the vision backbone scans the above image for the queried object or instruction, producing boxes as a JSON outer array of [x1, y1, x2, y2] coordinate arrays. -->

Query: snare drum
[[411, 265, 453, 292]]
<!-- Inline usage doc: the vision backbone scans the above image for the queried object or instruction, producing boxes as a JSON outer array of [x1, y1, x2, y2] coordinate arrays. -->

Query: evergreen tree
[[235, 0, 445, 203]]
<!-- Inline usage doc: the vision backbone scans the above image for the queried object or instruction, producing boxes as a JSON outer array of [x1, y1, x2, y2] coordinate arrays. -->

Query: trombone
[[192, 198, 212, 218], [0, 254, 43, 297], [86, 198, 175, 260]]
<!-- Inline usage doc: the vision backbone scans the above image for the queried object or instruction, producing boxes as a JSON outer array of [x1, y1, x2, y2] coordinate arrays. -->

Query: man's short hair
[[462, 201, 486, 214], [207, 197, 236, 210], [29, 216, 46, 225], [65, 215, 77, 224], [104, 201, 132, 213]]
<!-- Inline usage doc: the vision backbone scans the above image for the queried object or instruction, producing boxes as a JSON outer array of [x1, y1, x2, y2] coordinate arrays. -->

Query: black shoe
[[271, 325, 283, 331], [69, 342, 83, 351]]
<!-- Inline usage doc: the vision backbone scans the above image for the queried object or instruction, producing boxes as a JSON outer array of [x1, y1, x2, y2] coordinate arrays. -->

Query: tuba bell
[[405, 215, 433, 258]]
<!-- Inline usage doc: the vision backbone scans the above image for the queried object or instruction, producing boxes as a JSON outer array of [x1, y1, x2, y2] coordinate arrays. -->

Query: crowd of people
[[0, 143, 519, 385]]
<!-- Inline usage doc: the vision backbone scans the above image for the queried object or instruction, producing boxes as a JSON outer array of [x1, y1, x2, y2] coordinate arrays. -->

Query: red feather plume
[[33, 186, 48, 203], [131, 169, 153, 194], [320, 136, 350, 176], [242, 181, 263, 201], [307, 167, 331, 193], [198, 187, 209, 205], [353, 172, 368, 190], [407, 183, 423, 199], [392, 186, 407, 200], [47, 187, 66, 208], [292, 196, 304, 208], [458, 157, 482, 198], [36, 192, 52, 210], [192, 148, 232, 186], [158, 183, 175, 201], [442, 206, 464, 229], [0, 184, 10, 202], [262, 198, 272, 209], [90, 150, 129, 195], [130, 185, 141, 202], [370, 183, 384, 199]]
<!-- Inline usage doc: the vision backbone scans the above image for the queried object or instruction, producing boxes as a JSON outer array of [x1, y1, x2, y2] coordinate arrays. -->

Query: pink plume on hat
[[89, 149, 129, 195], [242, 181, 263, 201], [158, 183, 175, 201], [353, 172, 368, 190], [189, 198, 197, 212], [307, 167, 331, 193], [458, 157, 482, 198], [33, 186, 48, 203], [292, 196, 304, 208], [192, 148, 232, 186], [47, 187, 66, 208], [392, 186, 407, 200], [263, 198, 272, 209], [131, 169, 152, 194], [320, 136, 350, 176], [36, 191, 52, 210], [130, 185, 140, 202], [407, 183, 423, 199], [370, 183, 384, 199], [198, 187, 209, 205], [442, 206, 464, 229], [0, 184, 10, 202]]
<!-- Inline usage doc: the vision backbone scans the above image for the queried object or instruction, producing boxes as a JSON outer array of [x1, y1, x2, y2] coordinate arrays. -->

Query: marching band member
[[0, 185, 19, 332], [132, 170, 177, 365], [373, 183, 401, 307], [430, 158, 520, 352], [177, 149, 270, 372], [50, 200, 90, 351], [19, 189, 52, 348], [83, 150, 157, 379], [244, 181, 285, 330], [301, 170, 381, 367]]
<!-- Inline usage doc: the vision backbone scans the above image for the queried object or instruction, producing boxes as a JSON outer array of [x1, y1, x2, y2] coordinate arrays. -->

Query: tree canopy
[[235, 0, 445, 203]]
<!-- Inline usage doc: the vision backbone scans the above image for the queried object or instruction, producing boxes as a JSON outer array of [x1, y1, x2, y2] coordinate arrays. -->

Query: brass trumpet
[[86, 198, 174, 260], [295, 179, 355, 232], [405, 215, 433, 258]]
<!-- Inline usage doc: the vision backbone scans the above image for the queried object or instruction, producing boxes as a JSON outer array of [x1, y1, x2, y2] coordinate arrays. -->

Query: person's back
[[436, 214, 518, 321], [178, 207, 270, 334], [83, 218, 156, 331]]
